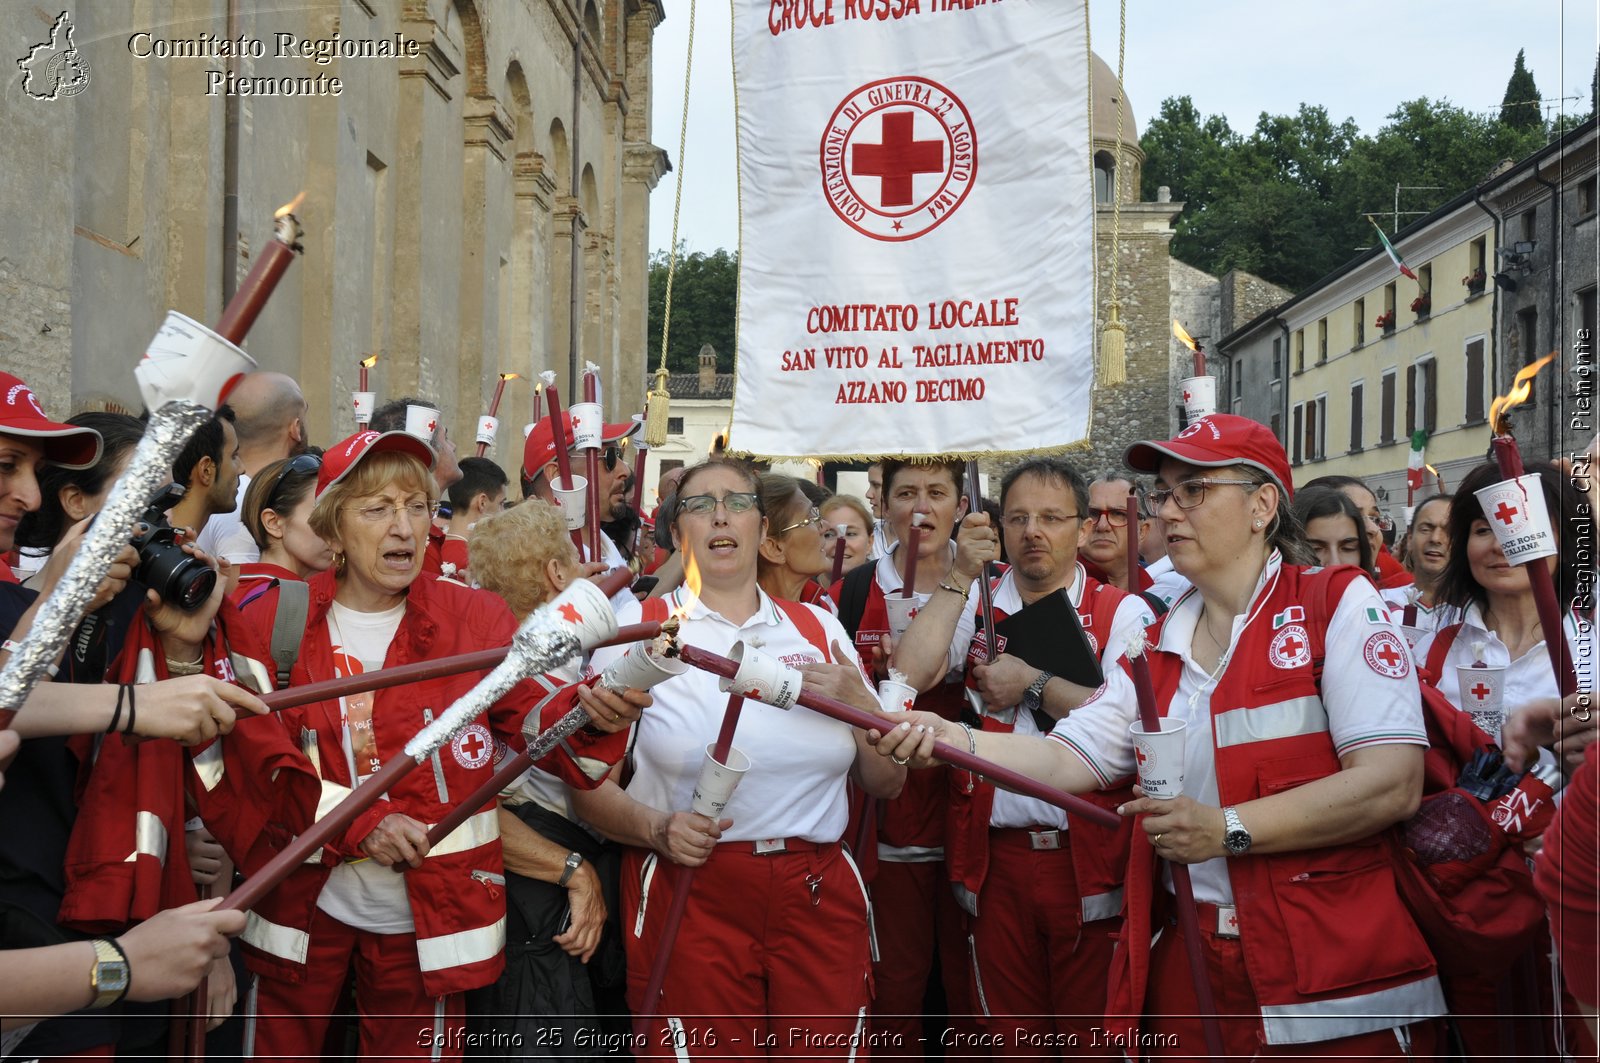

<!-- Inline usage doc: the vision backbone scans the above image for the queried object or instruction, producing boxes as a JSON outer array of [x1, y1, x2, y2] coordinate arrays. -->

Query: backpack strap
[[837, 563, 875, 639], [1302, 564, 1368, 686], [1422, 623, 1463, 686], [269, 579, 309, 689], [774, 598, 833, 662]]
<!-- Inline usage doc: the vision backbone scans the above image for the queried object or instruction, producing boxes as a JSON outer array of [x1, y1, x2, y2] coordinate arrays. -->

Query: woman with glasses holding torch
[[571, 459, 905, 1058], [231, 430, 646, 1061], [873, 416, 1447, 1059]]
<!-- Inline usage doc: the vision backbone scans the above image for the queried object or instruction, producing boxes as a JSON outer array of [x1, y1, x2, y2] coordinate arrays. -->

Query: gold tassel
[[643, 366, 672, 448], [1099, 301, 1127, 387]]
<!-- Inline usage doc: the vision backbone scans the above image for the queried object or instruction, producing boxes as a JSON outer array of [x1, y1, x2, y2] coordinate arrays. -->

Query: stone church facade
[[2, 0, 666, 448]]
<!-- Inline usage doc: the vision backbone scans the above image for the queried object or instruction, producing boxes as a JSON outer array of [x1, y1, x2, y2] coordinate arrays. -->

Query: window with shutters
[[1271, 338, 1282, 381], [1311, 395, 1327, 460], [1354, 298, 1365, 347], [1317, 318, 1328, 364], [1291, 403, 1304, 464], [1407, 357, 1436, 435], [1294, 330, 1305, 374], [1464, 338, 1486, 424], [1380, 368, 1397, 444], [1349, 381, 1364, 452]]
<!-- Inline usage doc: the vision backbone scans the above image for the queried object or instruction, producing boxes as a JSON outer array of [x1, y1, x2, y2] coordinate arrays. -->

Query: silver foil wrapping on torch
[[0, 400, 213, 713], [402, 613, 581, 761]]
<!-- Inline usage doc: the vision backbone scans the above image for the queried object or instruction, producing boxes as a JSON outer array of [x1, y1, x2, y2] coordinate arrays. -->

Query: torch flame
[[671, 549, 702, 624], [1489, 353, 1557, 435], [1425, 463, 1439, 476], [499, 372, 520, 382], [360, 354, 379, 369], [274, 191, 307, 219], [1172, 320, 1199, 352]]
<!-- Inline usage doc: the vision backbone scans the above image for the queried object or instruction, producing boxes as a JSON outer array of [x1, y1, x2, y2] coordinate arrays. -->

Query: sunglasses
[[264, 453, 321, 510]]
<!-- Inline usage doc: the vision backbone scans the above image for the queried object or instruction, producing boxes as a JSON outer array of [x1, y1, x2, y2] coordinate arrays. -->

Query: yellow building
[[1281, 194, 1495, 516]]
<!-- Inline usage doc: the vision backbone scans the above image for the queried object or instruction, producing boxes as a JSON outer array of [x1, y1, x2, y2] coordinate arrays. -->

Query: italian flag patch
[[1272, 606, 1305, 629], [1364, 606, 1388, 624]]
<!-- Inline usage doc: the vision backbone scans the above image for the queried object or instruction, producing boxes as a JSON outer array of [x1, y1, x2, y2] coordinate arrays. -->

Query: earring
[[333, 551, 346, 574], [1253, 519, 1264, 530]]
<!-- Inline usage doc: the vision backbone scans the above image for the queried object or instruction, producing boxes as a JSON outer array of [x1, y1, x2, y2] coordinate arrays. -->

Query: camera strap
[[269, 579, 310, 688]]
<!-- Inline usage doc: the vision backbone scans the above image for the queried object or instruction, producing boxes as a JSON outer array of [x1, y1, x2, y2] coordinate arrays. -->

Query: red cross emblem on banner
[[1494, 501, 1519, 525], [559, 603, 584, 625], [820, 77, 977, 242]]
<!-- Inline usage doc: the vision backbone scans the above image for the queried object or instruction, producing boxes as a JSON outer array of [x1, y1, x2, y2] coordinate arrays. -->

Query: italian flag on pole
[[1371, 218, 1418, 280], [1407, 430, 1429, 494]]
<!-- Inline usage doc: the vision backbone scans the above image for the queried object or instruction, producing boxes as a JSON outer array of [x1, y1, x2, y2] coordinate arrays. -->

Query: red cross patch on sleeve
[[1362, 631, 1411, 679]]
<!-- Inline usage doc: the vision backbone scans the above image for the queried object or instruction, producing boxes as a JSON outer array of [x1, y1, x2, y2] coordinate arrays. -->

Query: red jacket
[[231, 561, 303, 604], [947, 567, 1133, 921], [231, 570, 625, 996], [1108, 564, 1442, 1045]]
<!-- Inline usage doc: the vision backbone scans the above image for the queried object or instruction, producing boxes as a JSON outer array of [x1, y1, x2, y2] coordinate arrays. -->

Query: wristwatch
[[1222, 806, 1252, 856], [88, 938, 131, 1009], [1020, 671, 1054, 715], [558, 851, 584, 887]]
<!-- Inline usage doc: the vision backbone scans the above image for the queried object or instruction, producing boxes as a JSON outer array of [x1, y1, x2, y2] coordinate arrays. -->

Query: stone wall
[[1, 0, 664, 455]]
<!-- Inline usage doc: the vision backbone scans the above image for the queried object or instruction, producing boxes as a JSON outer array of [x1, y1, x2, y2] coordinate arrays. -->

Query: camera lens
[[136, 541, 216, 612]]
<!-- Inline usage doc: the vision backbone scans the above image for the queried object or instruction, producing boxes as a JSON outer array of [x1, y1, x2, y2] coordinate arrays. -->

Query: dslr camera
[[131, 483, 217, 611]]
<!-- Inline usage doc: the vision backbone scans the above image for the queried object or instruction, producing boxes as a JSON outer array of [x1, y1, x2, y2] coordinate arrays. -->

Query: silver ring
[[890, 754, 911, 766]]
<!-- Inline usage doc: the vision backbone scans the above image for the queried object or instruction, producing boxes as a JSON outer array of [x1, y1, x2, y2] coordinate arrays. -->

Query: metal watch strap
[[558, 851, 584, 887], [1223, 806, 1251, 855], [89, 937, 130, 1009]]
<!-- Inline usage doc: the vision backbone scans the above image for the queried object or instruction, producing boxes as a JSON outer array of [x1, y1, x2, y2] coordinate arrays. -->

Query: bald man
[[195, 372, 308, 563]]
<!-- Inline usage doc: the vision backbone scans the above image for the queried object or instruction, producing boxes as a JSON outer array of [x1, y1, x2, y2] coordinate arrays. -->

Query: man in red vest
[[894, 457, 1152, 1057]]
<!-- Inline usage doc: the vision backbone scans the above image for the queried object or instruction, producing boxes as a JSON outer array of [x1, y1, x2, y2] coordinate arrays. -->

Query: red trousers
[[245, 905, 467, 1062], [968, 830, 1119, 1058], [868, 858, 984, 1057], [623, 840, 872, 1059], [1143, 909, 1442, 1061]]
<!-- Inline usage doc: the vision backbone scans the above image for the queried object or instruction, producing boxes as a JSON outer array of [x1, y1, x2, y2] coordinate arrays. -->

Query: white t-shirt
[[195, 474, 259, 565], [1143, 554, 1191, 610], [1413, 601, 1593, 774], [870, 518, 895, 562], [984, 565, 1153, 831], [625, 587, 863, 842], [1049, 553, 1429, 905], [317, 600, 413, 933]]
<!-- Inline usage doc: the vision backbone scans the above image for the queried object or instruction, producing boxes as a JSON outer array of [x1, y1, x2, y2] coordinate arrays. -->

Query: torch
[[1125, 640, 1226, 1059], [578, 363, 604, 560], [354, 354, 378, 427], [1483, 354, 1576, 698], [1173, 320, 1216, 423], [964, 461, 998, 662], [476, 373, 519, 457], [630, 414, 650, 517], [1125, 492, 1141, 594], [541, 372, 587, 551], [0, 197, 306, 726], [221, 570, 632, 914], [1427, 463, 1446, 494]]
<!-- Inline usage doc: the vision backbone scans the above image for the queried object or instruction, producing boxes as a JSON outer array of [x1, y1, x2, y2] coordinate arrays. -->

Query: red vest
[[232, 571, 624, 996], [855, 576, 965, 852], [1107, 564, 1443, 1045], [947, 568, 1133, 921]]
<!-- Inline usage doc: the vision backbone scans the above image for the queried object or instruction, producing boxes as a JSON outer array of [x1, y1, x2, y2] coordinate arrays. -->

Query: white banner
[[730, 0, 1093, 459]]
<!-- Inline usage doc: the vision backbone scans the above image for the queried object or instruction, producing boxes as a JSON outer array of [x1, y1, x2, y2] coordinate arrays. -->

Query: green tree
[[1591, 47, 1598, 112], [646, 246, 739, 374], [1500, 48, 1543, 131]]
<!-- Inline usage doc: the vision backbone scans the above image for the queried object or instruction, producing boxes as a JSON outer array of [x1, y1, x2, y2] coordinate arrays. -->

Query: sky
[[647, 0, 1600, 255]]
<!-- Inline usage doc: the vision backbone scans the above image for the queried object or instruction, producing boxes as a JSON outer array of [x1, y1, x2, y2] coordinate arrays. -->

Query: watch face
[[98, 960, 129, 993], [1225, 829, 1250, 854]]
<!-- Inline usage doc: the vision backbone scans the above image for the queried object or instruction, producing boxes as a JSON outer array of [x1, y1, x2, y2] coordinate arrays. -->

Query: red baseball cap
[[522, 412, 640, 480], [1124, 414, 1294, 500], [317, 430, 435, 497], [0, 372, 102, 469]]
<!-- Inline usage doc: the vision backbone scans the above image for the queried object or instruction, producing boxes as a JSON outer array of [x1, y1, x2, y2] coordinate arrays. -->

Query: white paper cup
[[569, 402, 603, 449], [1456, 664, 1507, 737], [599, 641, 688, 691], [878, 678, 918, 715], [404, 404, 441, 443], [523, 422, 538, 439], [1128, 718, 1188, 800], [137, 310, 259, 411], [1401, 505, 1416, 532], [883, 593, 928, 642], [720, 641, 803, 709], [543, 575, 618, 651], [475, 414, 499, 446], [691, 744, 751, 818], [352, 391, 375, 424], [1180, 375, 1216, 422], [550, 474, 588, 530], [1473, 474, 1557, 563]]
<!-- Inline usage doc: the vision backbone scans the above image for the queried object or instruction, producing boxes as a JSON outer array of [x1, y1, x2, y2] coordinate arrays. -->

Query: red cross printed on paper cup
[[1180, 375, 1217, 421], [137, 310, 258, 411], [568, 401, 603, 449], [1455, 663, 1505, 735], [1127, 718, 1187, 800], [878, 678, 918, 716], [820, 76, 977, 242], [404, 404, 442, 443], [720, 641, 803, 710], [1472, 474, 1557, 564]]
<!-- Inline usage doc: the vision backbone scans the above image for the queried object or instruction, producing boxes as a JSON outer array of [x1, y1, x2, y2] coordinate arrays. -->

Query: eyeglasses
[[345, 498, 441, 524], [775, 507, 824, 536], [1082, 507, 1129, 528], [677, 492, 759, 517], [602, 445, 623, 472], [1148, 478, 1261, 511], [1002, 512, 1083, 530], [263, 453, 321, 510]]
